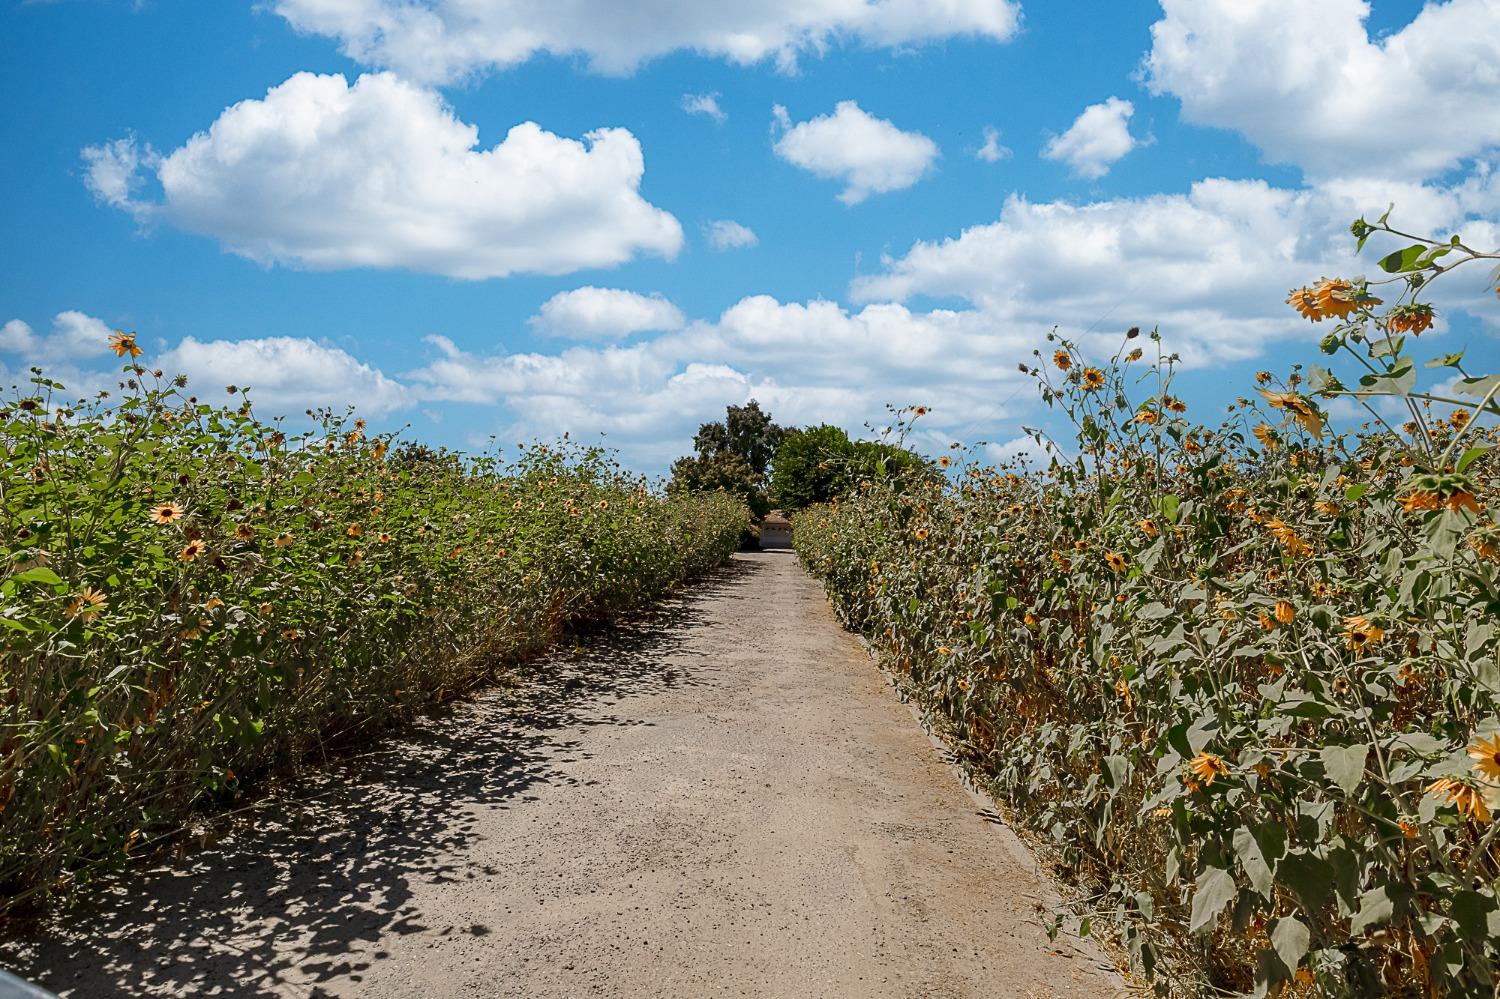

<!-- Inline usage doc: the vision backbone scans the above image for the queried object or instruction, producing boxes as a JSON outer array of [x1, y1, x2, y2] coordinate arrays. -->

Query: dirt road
[[2, 552, 1126, 998]]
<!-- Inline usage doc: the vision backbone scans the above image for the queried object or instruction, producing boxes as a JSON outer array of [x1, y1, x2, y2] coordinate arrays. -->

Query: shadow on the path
[[0, 556, 767, 998]]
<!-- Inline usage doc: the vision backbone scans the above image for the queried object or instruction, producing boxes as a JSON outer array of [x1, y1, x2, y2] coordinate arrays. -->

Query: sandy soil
[[2, 552, 1127, 998]]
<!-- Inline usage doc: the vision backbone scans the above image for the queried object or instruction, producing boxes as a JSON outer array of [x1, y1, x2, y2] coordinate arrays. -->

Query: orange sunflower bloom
[[108, 330, 143, 358], [1342, 615, 1385, 651], [1188, 753, 1230, 786], [1287, 287, 1320, 320], [65, 587, 108, 621], [1469, 734, 1500, 782], [1053, 350, 1071, 371], [150, 501, 186, 525], [1104, 551, 1127, 574], [1274, 600, 1296, 624], [1427, 777, 1493, 823], [1082, 367, 1106, 390], [178, 540, 206, 563]]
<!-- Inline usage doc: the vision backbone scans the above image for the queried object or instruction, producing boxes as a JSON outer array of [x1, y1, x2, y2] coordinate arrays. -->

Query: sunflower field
[[0, 354, 747, 915], [795, 214, 1500, 996]]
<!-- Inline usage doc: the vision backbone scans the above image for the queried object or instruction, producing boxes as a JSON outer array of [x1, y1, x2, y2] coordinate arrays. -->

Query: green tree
[[668, 401, 784, 518], [771, 426, 935, 509]]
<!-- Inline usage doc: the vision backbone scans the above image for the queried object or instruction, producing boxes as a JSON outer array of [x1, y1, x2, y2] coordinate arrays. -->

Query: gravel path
[[2, 552, 1127, 998]]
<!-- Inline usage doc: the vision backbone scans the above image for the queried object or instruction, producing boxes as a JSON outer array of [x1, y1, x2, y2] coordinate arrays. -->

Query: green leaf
[[1233, 826, 1274, 899], [1270, 916, 1310, 974], [1189, 866, 1238, 935], [1320, 743, 1369, 795], [1378, 243, 1430, 273], [1277, 852, 1334, 912], [1350, 884, 1397, 935], [1457, 445, 1491, 474], [1455, 374, 1500, 399], [1425, 351, 1465, 369], [11, 566, 63, 586]]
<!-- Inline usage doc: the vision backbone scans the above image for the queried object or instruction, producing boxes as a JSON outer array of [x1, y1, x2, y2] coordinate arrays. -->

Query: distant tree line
[[667, 400, 933, 518]]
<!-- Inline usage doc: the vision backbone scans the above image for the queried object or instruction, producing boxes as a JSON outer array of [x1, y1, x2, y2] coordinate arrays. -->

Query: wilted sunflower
[[1313, 278, 1381, 321], [1426, 777, 1492, 823], [1401, 491, 1442, 514], [1165, 397, 1187, 414], [1260, 390, 1324, 435], [937, 646, 953, 656], [1138, 519, 1158, 538], [1188, 753, 1230, 786], [1469, 734, 1500, 782], [1387, 303, 1435, 336], [1267, 519, 1310, 557], [178, 540, 206, 563], [1255, 371, 1273, 385], [1081, 367, 1105, 390], [150, 501, 186, 525], [273, 532, 294, 548], [346, 523, 362, 538], [1342, 614, 1385, 651], [1126, 348, 1144, 362], [65, 587, 108, 621], [1274, 600, 1295, 624], [234, 523, 256, 541]]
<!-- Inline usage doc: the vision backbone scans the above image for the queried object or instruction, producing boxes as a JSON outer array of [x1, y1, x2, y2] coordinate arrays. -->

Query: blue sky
[[3, 0, 1499, 471]]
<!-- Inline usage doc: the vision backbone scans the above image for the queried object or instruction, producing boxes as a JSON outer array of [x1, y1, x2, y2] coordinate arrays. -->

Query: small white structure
[[759, 510, 793, 549]]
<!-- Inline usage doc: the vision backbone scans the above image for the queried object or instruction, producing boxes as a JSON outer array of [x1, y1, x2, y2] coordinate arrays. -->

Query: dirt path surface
[[3, 552, 1127, 999]]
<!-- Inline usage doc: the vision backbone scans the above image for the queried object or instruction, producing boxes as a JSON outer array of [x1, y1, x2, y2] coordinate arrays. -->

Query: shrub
[[0, 359, 747, 914], [795, 215, 1500, 996]]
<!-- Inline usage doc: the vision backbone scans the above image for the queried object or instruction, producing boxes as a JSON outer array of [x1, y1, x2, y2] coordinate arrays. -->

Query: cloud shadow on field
[[0, 556, 766, 998]]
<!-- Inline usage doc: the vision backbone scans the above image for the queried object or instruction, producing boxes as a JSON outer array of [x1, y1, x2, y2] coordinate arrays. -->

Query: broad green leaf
[[1320, 743, 1369, 795], [1189, 866, 1238, 934], [1457, 445, 1491, 474], [1233, 826, 1274, 898], [1270, 916, 1310, 973], [11, 566, 62, 586], [1351, 884, 1397, 935]]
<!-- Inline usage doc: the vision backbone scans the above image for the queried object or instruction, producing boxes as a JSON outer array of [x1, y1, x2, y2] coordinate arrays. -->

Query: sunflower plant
[[795, 215, 1500, 996], [0, 350, 747, 915]]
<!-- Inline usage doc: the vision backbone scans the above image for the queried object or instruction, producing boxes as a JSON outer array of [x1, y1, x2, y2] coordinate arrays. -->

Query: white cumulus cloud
[[681, 92, 727, 122], [772, 101, 939, 205], [272, 0, 1021, 83], [853, 172, 1500, 365], [81, 72, 682, 280], [1042, 97, 1138, 180], [529, 288, 686, 340], [1144, 0, 1500, 181], [976, 126, 1012, 163], [705, 219, 759, 250], [156, 336, 411, 418], [0, 311, 116, 365]]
